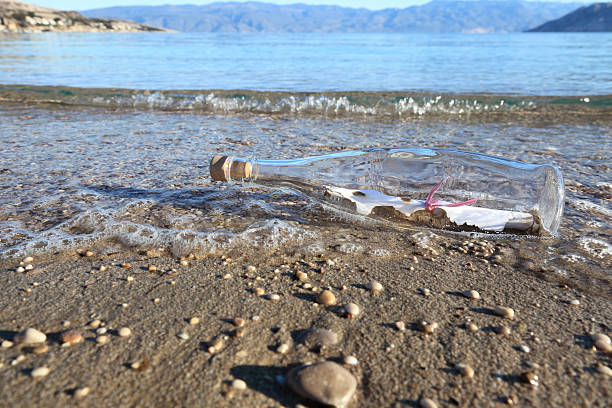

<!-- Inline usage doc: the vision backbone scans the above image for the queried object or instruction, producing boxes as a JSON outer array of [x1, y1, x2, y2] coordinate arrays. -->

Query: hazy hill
[[0, 0, 170, 32], [83, 0, 581, 33], [529, 2, 612, 31]]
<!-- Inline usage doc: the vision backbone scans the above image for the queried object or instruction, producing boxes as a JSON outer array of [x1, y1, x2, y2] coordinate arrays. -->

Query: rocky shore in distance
[[0, 0, 171, 33]]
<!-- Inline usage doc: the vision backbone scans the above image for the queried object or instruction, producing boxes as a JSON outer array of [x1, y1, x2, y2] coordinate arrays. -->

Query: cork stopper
[[210, 156, 253, 181]]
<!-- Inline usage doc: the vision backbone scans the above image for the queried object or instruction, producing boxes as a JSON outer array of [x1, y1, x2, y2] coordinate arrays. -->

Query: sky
[[32, 0, 590, 12]]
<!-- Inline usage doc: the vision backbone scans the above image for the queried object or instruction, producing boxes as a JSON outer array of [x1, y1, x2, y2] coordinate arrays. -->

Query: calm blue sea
[[0, 32, 611, 95]]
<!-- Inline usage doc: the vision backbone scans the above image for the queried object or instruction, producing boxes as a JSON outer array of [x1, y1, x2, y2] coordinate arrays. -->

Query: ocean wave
[[1, 85, 610, 119]]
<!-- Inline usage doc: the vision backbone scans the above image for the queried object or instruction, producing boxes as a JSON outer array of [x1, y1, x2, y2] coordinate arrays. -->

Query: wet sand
[[1, 226, 610, 407]]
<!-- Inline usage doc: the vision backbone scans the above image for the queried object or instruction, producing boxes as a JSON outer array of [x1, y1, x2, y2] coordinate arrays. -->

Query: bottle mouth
[[210, 156, 253, 181]]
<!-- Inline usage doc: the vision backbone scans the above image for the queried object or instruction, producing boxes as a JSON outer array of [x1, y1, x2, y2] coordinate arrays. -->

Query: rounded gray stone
[[288, 361, 357, 407], [298, 328, 339, 349]]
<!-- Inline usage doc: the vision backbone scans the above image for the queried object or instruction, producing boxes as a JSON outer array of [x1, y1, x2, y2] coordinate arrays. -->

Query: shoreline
[[1, 227, 610, 407]]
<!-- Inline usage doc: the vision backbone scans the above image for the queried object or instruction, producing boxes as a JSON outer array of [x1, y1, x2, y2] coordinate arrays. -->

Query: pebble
[[462, 289, 481, 299], [148, 265, 157, 272], [180, 260, 189, 266], [299, 328, 339, 349], [519, 345, 531, 353], [419, 397, 438, 408], [266, 293, 281, 301], [295, 271, 308, 282], [594, 339, 612, 353], [16, 266, 25, 273], [33, 344, 49, 354], [420, 288, 432, 296], [232, 317, 246, 328], [592, 333, 611, 345], [11, 355, 25, 366], [24, 256, 34, 263], [126, 276, 134, 282], [89, 319, 102, 329], [25, 264, 33, 271], [96, 335, 109, 345], [1, 340, 14, 348], [466, 323, 479, 331], [254, 287, 265, 296], [99, 265, 107, 272], [60, 331, 83, 345], [177, 332, 189, 340], [85, 251, 94, 257], [520, 371, 539, 386], [96, 327, 108, 335], [121, 263, 131, 269], [118, 327, 132, 337], [247, 265, 257, 273], [596, 363, 612, 376], [419, 321, 438, 334], [16, 328, 46, 345], [208, 338, 224, 353], [231, 379, 247, 391], [366, 281, 383, 293], [569, 299, 580, 305], [74, 387, 91, 397], [456, 363, 474, 378], [495, 326, 511, 336], [189, 317, 200, 325], [343, 355, 358, 366], [316, 290, 336, 305], [494, 306, 515, 319], [395, 321, 406, 331], [276, 343, 290, 354], [288, 361, 357, 407], [31, 366, 50, 378], [343, 303, 361, 318]]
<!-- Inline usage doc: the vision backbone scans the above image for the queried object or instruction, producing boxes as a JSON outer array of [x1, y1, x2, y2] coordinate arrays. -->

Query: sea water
[[0, 32, 610, 290]]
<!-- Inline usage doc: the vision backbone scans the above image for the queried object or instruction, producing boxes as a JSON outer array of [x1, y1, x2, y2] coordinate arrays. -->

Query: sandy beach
[[1, 224, 610, 407]]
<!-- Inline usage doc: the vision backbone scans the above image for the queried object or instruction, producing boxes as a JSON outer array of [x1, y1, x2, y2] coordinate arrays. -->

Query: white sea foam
[[578, 237, 612, 259]]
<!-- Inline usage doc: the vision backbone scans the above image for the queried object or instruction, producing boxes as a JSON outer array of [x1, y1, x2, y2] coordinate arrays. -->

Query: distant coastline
[[0, 0, 170, 33]]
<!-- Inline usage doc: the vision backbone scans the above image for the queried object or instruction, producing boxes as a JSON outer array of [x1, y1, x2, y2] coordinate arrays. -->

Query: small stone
[[231, 379, 247, 391], [519, 345, 531, 353], [16, 266, 25, 273], [180, 259, 189, 266], [343, 303, 361, 318], [118, 327, 132, 337], [419, 397, 438, 408], [177, 332, 189, 340], [233, 318, 246, 328], [419, 321, 438, 334], [295, 271, 308, 282], [596, 363, 612, 376], [11, 354, 26, 365], [466, 323, 479, 331], [25, 264, 33, 270], [366, 281, 383, 293], [288, 361, 357, 407], [126, 276, 134, 282], [594, 339, 612, 353], [96, 335, 109, 345], [148, 265, 157, 272], [121, 263, 131, 269], [503, 395, 518, 405], [153, 298, 161, 303], [316, 290, 336, 305], [519, 371, 539, 386], [23, 256, 34, 263], [96, 327, 108, 335], [420, 288, 431, 296], [60, 331, 83, 345], [32, 344, 49, 354], [456, 363, 474, 378], [266, 293, 281, 301], [276, 343, 290, 354], [74, 387, 90, 397], [592, 333, 611, 345], [1, 340, 14, 348], [247, 265, 257, 273], [189, 317, 200, 325], [31, 366, 50, 378], [16, 328, 46, 345], [208, 338, 224, 353], [61, 320, 71, 327], [395, 321, 406, 331], [495, 326, 511, 335], [99, 265, 107, 272], [494, 306, 515, 319], [89, 319, 102, 329], [299, 328, 339, 349], [569, 299, 580, 305], [343, 355, 358, 366], [254, 287, 265, 296], [85, 251, 94, 257], [462, 289, 481, 299]]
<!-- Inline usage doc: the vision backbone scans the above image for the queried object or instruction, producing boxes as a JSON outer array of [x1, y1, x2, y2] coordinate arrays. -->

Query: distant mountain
[[529, 2, 612, 31], [83, 0, 581, 33], [0, 0, 170, 32]]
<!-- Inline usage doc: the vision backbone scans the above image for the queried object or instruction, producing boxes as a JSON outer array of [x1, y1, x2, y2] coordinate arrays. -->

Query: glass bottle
[[210, 148, 564, 235]]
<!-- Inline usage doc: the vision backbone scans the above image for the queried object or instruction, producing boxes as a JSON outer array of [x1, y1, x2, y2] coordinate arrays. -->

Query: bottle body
[[210, 148, 564, 235]]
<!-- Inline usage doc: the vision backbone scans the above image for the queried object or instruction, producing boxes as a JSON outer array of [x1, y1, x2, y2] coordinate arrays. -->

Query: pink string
[[425, 177, 478, 213]]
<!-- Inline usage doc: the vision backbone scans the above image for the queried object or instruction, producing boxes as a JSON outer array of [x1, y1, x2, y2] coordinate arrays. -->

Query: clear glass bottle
[[210, 148, 564, 235]]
